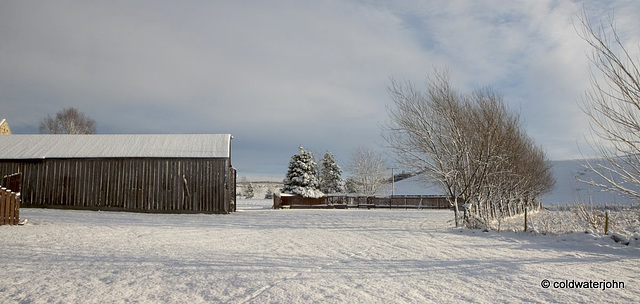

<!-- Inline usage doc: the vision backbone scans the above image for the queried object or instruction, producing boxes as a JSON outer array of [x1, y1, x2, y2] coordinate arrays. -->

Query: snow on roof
[[0, 134, 231, 159]]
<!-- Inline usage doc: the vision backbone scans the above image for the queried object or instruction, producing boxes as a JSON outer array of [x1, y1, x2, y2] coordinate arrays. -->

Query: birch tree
[[347, 147, 387, 196], [384, 71, 467, 225], [578, 13, 640, 200]]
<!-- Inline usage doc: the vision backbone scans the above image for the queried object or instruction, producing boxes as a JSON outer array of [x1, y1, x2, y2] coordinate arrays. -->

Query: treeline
[[281, 146, 389, 198], [384, 71, 555, 228]]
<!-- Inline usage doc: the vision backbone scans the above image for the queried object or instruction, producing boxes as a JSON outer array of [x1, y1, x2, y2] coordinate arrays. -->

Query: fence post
[[1, 188, 4, 225], [13, 193, 20, 225], [2, 188, 8, 225], [604, 211, 610, 235], [524, 207, 528, 232], [1, 188, 21, 225], [9, 191, 15, 225], [2, 188, 7, 225]]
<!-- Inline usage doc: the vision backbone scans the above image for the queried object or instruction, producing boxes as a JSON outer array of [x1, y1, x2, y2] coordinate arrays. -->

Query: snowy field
[[1, 199, 639, 303]]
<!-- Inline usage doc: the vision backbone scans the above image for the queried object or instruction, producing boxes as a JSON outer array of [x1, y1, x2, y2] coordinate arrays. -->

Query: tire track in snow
[[237, 210, 396, 303]]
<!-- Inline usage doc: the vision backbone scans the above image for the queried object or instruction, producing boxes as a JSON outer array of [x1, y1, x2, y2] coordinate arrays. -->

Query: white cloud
[[1, 0, 640, 176]]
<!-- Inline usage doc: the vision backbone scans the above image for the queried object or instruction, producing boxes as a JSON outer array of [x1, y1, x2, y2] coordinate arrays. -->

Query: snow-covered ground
[[1, 199, 639, 303]]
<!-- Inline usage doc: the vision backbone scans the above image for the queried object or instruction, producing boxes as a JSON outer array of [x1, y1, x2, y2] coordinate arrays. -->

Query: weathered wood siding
[[0, 158, 233, 213]]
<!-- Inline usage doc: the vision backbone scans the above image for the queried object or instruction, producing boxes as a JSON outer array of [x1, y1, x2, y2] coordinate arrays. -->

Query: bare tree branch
[[383, 69, 554, 227], [577, 11, 640, 200], [347, 146, 387, 196]]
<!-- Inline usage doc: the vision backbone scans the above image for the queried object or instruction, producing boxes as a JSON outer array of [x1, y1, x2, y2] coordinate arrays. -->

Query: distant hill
[[385, 159, 640, 205], [541, 159, 639, 205], [239, 159, 639, 205]]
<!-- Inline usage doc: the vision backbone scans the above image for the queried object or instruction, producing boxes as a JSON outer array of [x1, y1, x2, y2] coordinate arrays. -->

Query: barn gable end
[[0, 119, 10, 135], [0, 134, 236, 213]]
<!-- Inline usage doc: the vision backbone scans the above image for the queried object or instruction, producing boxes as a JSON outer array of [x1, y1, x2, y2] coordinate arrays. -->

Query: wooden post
[[0, 188, 20, 225], [10, 191, 15, 225], [604, 211, 610, 235], [3, 188, 8, 225], [14, 193, 20, 225], [1, 188, 6, 225], [8, 190, 15, 225], [524, 207, 528, 232]]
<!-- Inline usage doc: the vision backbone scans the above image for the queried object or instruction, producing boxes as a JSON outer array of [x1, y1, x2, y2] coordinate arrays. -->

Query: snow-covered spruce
[[282, 146, 323, 198], [319, 150, 345, 194]]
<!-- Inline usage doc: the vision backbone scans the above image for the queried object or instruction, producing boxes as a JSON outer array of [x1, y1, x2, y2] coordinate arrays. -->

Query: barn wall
[[0, 158, 233, 213]]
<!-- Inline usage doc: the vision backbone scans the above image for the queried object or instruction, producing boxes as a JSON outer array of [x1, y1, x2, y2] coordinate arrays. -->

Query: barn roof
[[0, 134, 231, 159]]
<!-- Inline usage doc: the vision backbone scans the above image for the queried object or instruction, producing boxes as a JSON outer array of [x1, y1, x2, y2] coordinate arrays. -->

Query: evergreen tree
[[282, 146, 323, 198], [319, 150, 345, 194], [344, 178, 359, 194], [241, 176, 254, 198], [264, 188, 273, 199], [245, 182, 255, 199]]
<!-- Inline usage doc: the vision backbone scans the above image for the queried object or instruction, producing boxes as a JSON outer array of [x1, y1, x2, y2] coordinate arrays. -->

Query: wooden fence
[[1, 188, 20, 225], [3, 172, 22, 193], [274, 194, 455, 210]]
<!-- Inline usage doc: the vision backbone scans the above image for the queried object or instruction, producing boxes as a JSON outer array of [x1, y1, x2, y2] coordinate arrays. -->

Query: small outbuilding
[[0, 134, 236, 213]]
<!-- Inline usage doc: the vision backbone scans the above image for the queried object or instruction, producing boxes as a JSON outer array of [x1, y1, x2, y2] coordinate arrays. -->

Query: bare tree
[[39, 107, 96, 134], [384, 69, 554, 227], [577, 13, 640, 200], [384, 72, 465, 225], [347, 146, 387, 196]]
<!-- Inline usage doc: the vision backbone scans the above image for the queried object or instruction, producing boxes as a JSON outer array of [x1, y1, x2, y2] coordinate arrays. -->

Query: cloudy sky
[[2, 0, 640, 180]]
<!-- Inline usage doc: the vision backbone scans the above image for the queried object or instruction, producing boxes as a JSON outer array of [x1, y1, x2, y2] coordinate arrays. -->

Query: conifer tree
[[245, 182, 255, 199], [241, 176, 254, 198], [344, 178, 358, 194], [264, 188, 273, 199], [320, 151, 345, 194], [282, 146, 323, 198]]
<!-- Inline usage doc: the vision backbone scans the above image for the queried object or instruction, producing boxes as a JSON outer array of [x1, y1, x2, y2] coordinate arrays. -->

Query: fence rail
[[1, 188, 20, 225], [2, 172, 21, 193], [274, 194, 455, 210]]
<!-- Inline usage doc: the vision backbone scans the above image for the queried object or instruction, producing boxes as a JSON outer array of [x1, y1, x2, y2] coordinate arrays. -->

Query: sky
[[2, 0, 640, 181]]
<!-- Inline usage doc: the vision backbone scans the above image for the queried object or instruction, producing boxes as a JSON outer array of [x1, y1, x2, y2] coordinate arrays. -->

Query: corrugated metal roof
[[0, 134, 231, 159]]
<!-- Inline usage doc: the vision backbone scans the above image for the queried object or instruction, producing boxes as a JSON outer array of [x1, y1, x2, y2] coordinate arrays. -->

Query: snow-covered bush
[[572, 203, 613, 233], [282, 146, 323, 198]]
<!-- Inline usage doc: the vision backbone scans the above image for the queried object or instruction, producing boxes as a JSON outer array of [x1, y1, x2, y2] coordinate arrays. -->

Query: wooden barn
[[0, 134, 236, 213]]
